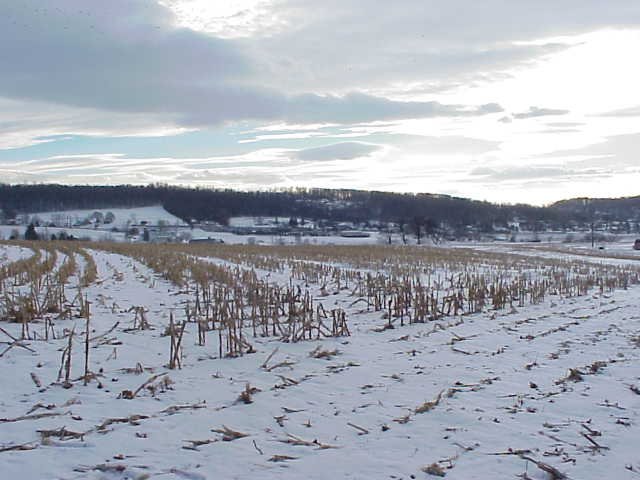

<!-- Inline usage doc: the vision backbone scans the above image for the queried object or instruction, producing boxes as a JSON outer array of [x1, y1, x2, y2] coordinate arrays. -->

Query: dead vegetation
[[415, 390, 445, 414], [1, 240, 639, 479], [278, 433, 339, 450], [212, 425, 249, 442]]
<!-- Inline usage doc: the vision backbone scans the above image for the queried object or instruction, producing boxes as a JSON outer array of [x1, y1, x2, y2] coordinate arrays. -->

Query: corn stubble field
[[1, 241, 640, 479]]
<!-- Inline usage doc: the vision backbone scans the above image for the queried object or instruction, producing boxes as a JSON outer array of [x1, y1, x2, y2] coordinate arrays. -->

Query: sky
[[1, 1, 640, 205]]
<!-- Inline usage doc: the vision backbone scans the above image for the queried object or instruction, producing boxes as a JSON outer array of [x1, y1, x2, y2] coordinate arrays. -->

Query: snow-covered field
[[455, 242, 640, 268], [0, 244, 35, 263], [3, 206, 390, 245], [26, 206, 186, 230], [189, 229, 386, 246], [0, 205, 184, 242], [1, 242, 639, 479], [0, 225, 127, 242]]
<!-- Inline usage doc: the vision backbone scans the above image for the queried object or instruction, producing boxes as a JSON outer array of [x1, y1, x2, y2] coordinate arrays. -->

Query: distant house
[[634, 239, 640, 251], [340, 230, 371, 238], [189, 237, 224, 244]]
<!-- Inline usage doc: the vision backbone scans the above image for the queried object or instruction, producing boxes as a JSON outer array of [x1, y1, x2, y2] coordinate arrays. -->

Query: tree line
[[1, 183, 637, 232]]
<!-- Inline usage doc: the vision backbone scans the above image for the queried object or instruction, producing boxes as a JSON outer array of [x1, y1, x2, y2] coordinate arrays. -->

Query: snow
[[0, 225, 127, 242], [455, 242, 640, 268], [0, 243, 639, 479], [0, 205, 185, 241], [0, 244, 35, 263], [228, 216, 283, 228], [190, 229, 386, 246], [25, 205, 186, 229], [563, 242, 640, 259]]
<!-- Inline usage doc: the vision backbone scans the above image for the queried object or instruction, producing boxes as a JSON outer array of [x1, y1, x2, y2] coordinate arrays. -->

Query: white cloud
[[540, 132, 640, 169], [597, 105, 640, 117], [157, 0, 283, 38], [0, 97, 189, 149], [512, 106, 569, 119], [293, 142, 381, 161], [232, 0, 640, 95]]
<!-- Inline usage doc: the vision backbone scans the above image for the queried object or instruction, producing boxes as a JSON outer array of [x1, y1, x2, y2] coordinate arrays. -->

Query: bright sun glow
[[158, 0, 282, 37]]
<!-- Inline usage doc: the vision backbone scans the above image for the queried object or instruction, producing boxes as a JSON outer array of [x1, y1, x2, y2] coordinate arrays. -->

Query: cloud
[[539, 132, 640, 169], [379, 134, 501, 155], [0, 1, 504, 132], [2, 0, 640, 206], [238, 0, 640, 94], [280, 95, 502, 125], [0, 2, 246, 105], [596, 105, 640, 117], [545, 121, 584, 127], [0, 97, 189, 150], [293, 142, 381, 161], [469, 165, 608, 181], [512, 106, 569, 119], [537, 128, 581, 134]]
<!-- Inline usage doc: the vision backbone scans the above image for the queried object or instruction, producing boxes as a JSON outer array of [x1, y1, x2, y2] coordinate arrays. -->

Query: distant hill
[[0, 183, 638, 233], [550, 196, 640, 222]]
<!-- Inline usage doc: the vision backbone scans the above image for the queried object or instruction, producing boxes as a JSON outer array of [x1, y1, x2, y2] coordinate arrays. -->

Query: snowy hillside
[[26, 205, 186, 229]]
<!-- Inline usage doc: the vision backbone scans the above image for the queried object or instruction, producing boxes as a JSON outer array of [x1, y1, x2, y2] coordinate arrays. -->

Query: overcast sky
[[1, 1, 639, 205]]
